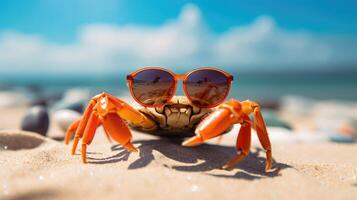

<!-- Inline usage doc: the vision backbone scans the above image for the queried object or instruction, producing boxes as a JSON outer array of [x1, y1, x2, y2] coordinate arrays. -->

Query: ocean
[[1, 72, 357, 102]]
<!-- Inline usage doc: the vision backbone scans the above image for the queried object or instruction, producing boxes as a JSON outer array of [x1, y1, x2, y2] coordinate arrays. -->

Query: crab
[[65, 93, 272, 171], [65, 67, 272, 171]]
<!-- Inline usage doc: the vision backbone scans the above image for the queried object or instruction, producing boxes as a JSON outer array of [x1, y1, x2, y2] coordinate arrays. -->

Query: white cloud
[[0, 3, 356, 75]]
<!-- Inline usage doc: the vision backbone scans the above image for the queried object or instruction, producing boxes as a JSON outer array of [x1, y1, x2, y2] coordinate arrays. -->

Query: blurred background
[[1, 0, 356, 100], [0, 0, 357, 142]]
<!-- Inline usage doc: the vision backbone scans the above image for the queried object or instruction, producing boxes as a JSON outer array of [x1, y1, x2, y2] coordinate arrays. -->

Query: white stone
[[53, 109, 82, 131]]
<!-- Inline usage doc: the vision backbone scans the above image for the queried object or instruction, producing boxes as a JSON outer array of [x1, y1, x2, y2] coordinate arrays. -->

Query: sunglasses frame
[[127, 67, 234, 108]]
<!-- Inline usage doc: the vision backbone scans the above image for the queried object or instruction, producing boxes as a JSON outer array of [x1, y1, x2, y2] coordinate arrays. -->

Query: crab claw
[[183, 102, 239, 146], [185, 99, 273, 172], [182, 135, 204, 146]]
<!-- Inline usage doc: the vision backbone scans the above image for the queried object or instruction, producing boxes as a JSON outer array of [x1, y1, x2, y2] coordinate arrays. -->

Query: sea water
[[1, 72, 357, 101]]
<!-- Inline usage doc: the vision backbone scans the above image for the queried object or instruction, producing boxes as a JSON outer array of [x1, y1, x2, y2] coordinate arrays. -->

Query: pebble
[[53, 109, 81, 132], [29, 98, 48, 107], [62, 88, 90, 103], [63, 101, 84, 113], [54, 101, 84, 113], [328, 133, 355, 143], [63, 89, 88, 110], [52, 88, 89, 113], [21, 106, 49, 136]]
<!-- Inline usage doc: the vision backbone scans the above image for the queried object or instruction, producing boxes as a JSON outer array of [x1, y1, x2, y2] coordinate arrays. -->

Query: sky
[[0, 0, 356, 77]]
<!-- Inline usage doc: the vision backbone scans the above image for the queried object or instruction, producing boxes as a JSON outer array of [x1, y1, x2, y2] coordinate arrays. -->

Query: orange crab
[[65, 67, 272, 171]]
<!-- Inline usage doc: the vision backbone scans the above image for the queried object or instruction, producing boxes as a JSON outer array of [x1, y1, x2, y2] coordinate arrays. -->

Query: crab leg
[[222, 119, 251, 170], [65, 116, 113, 145], [253, 106, 272, 171], [81, 112, 101, 163], [65, 119, 80, 144], [71, 100, 96, 155]]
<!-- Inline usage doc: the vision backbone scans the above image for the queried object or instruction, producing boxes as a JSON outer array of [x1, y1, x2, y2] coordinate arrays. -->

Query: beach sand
[[1, 107, 357, 200]]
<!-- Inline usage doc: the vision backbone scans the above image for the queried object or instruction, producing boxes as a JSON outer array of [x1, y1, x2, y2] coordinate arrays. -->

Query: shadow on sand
[[88, 138, 291, 180], [10, 189, 58, 200]]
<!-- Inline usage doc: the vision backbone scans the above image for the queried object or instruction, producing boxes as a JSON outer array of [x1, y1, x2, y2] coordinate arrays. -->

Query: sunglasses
[[126, 67, 234, 108]]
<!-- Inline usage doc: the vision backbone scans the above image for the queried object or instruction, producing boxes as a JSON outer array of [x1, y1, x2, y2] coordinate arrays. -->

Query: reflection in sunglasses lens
[[185, 70, 229, 107], [131, 69, 175, 106]]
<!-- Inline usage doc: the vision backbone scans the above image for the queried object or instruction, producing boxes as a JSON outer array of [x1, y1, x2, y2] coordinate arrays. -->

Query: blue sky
[[0, 0, 356, 76], [1, 0, 356, 42]]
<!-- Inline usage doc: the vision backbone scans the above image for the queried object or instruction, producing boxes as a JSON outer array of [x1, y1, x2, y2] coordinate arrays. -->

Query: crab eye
[[100, 97, 108, 109]]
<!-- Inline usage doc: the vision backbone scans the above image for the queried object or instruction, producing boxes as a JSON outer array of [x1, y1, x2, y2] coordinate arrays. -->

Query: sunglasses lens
[[185, 70, 230, 107], [131, 69, 175, 106]]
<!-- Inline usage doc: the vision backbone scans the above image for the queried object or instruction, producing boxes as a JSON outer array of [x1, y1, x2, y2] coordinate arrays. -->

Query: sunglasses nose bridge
[[176, 74, 185, 81]]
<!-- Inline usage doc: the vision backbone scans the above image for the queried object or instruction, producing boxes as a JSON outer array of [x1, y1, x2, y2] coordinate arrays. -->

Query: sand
[[1, 107, 357, 200]]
